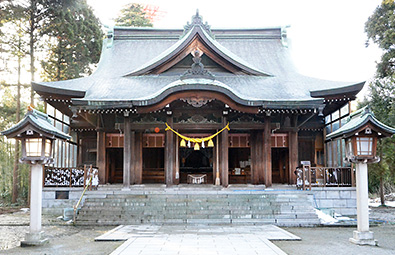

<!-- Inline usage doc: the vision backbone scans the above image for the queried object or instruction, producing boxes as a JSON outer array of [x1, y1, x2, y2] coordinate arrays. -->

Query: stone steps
[[76, 192, 320, 226]]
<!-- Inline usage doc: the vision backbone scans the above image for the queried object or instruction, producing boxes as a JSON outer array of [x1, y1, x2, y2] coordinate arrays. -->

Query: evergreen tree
[[365, 0, 395, 78], [41, 0, 103, 80], [115, 3, 153, 27], [365, 0, 395, 204]]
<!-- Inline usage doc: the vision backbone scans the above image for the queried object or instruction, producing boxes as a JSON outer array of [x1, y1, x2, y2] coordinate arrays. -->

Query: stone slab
[[95, 224, 300, 242], [106, 225, 295, 255]]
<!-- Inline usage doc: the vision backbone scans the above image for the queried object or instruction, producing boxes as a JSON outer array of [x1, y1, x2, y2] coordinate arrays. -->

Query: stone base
[[21, 232, 49, 247], [349, 230, 378, 246]]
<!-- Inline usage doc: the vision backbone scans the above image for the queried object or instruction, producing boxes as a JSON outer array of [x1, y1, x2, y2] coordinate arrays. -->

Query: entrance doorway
[[107, 148, 123, 183], [142, 148, 165, 183], [179, 147, 213, 184], [272, 148, 289, 183], [229, 148, 251, 184]]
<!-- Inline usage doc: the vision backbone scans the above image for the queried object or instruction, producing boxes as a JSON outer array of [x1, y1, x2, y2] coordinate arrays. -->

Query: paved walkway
[[96, 225, 299, 255]]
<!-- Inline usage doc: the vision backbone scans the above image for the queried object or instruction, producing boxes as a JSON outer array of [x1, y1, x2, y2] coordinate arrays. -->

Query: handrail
[[296, 166, 354, 190], [73, 165, 94, 225]]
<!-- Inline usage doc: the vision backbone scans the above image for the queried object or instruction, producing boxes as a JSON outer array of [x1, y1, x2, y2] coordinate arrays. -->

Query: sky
[[86, 0, 382, 88]]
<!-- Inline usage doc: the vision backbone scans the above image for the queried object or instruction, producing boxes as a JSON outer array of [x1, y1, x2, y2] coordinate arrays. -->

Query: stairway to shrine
[[76, 189, 320, 226]]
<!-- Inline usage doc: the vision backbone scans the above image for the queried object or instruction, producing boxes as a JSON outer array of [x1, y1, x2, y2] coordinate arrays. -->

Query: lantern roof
[[1, 106, 71, 140], [326, 106, 395, 140]]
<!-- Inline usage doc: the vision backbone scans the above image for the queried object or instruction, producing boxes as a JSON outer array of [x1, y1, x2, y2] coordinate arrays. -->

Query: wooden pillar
[[220, 116, 229, 187], [257, 132, 264, 184], [174, 135, 180, 185], [263, 116, 272, 187], [133, 132, 143, 184], [250, 131, 258, 184], [123, 116, 131, 188], [165, 116, 175, 186], [96, 130, 106, 184], [77, 132, 82, 166], [250, 130, 265, 185], [130, 131, 136, 185], [289, 130, 298, 184]]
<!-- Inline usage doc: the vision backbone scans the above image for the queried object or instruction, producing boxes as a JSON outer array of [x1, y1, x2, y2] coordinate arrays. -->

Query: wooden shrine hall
[[32, 11, 364, 188]]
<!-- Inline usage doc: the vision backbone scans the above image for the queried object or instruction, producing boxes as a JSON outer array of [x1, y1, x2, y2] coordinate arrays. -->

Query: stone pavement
[[96, 225, 299, 255]]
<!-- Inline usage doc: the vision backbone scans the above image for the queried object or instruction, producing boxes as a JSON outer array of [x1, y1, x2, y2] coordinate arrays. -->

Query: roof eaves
[[310, 82, 365, 98], [32, 81, 86, 98]]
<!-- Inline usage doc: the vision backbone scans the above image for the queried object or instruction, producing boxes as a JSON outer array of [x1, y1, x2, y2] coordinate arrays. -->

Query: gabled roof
[[1, 107, 71, 140], [123, 14, 271, 76], [32, 11, 365, 111], [326, 107, 395, 140]]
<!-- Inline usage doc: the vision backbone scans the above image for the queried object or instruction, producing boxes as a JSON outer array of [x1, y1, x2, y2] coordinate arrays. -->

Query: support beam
[[220, 116, 229, 187], [257, 132, 264, 184], [165, 116, 175, 186], [250, 131, 264, 185], [130, 131, 136, 185], [96, 130, 106, 184], [133, 132, 143, 184], [174, 135, 180, 185], [250, 131, 258, 184], [288, 130, 298, 184], [263, 116, 272, 187], [123, 116, 131, 189]]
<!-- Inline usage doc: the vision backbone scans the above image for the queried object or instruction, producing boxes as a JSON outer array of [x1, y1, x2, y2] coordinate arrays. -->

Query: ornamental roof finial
[[182, 10, 212, 37]]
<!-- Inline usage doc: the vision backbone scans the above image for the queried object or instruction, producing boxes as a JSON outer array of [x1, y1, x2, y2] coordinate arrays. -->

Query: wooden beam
[[133, 132, 143, 184], [257, 131, 264, 184], [196, 39, 241, 74], [136, 91, 259, 114], [263, 116, 272, 187], [165, 116, 175, 186], [123, 116, 131, 188], [153, 39, 198, 74], [288, 131, 298, 184], [220, 116, 229, 187], [250, 131, 259, 184], [80, 113, 97, 127], [96, 131, 106, 184], [151, 35, 241, 75]]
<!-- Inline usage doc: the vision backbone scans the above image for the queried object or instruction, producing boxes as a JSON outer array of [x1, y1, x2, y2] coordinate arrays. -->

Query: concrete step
[[77, 192, 320, 226]]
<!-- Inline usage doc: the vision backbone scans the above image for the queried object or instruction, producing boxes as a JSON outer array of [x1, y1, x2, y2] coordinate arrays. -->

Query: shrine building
[[32, 12, 364, 188]]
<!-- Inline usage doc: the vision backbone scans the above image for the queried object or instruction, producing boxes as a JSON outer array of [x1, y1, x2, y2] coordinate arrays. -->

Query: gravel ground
[[274, 224, 395, 255], [0, 210, 121, 254], [0, 206, 394, 255]]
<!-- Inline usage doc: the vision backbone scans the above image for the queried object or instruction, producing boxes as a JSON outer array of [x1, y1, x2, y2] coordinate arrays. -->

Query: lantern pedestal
[[349, 163, 377, 246], [21, 164, 48, 246]]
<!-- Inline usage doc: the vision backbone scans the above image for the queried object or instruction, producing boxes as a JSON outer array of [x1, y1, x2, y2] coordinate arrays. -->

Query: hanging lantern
[[208, 139, 214, 147], [194, 142, 200, 150], [187, 140, 191, 148], [180, 139, 186, 147], [201, 141, 205, 148]]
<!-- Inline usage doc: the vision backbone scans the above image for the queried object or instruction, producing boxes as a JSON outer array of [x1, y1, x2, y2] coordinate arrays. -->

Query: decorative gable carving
[[180, 96, 214, 108], [181, 49, 215, 80]]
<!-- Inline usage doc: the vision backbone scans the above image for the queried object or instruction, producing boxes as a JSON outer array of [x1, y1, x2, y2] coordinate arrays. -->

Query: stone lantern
[[327, 107, 395, 246], [1, 106, 70, 246]]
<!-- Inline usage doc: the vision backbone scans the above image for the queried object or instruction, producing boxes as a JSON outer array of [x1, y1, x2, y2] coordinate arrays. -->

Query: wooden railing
[[43, 165, 99, 188], [296, 166, 354, 190]]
